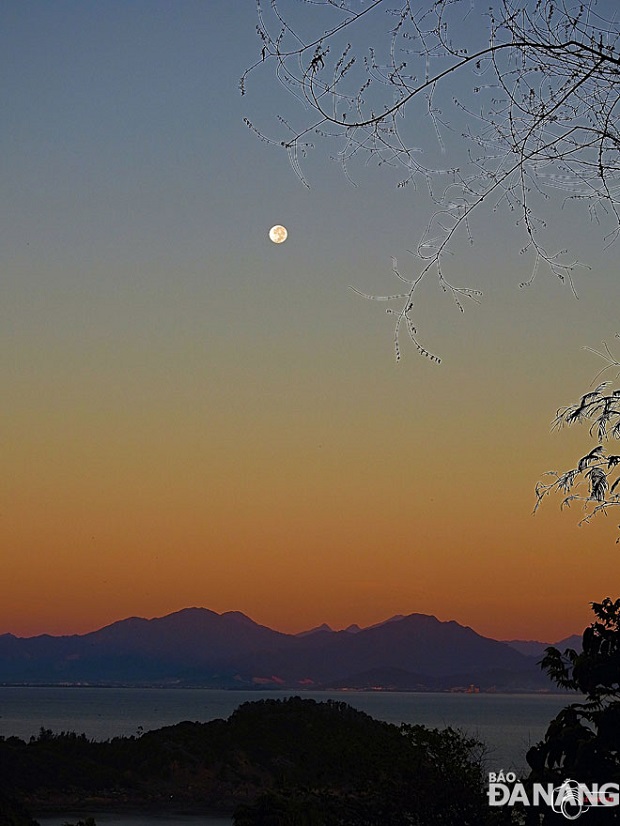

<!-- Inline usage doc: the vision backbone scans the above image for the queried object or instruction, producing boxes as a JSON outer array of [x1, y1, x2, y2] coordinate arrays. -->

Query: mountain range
[[0, 608, 582, 692]]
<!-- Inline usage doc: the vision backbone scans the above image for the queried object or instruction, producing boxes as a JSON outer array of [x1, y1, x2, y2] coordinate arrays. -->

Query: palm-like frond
[[587, 467, 608, 502], [537, 359, 620, 537], [578, 445, 605, 473]]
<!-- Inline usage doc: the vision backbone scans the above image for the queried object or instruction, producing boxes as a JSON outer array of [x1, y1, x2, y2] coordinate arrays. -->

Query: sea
[[0, 686, 579, 826]]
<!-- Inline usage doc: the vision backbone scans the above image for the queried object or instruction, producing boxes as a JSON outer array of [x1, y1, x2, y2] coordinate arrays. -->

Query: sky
[[2, 0, 620, 643]]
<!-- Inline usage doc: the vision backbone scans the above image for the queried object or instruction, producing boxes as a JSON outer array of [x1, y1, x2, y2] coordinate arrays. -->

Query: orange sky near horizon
[[3, 278, 617, 644]]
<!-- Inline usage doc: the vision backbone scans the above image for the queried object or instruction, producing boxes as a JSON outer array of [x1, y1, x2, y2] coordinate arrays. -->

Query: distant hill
[[325, 667, 438, 691], [503, 634, 583, 658], [0, 608, 567, 691], [0, 608, 294, 684]]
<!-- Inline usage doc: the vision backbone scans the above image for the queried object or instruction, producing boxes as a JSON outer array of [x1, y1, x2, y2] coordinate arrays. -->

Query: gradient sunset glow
[[3, 0, 620, 644]]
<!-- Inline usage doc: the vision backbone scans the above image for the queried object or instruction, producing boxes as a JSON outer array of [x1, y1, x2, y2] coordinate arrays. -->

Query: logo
[[488, 772, 619, 820]]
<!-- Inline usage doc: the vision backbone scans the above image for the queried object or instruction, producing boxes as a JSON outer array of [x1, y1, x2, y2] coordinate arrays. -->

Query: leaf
[[558, 469, 578, 493], [578, 445, 605, 473], [587, 467, 608, 502]]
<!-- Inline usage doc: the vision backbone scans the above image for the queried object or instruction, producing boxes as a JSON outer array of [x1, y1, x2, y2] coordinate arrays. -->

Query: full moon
[[269, 225, 288, 244]]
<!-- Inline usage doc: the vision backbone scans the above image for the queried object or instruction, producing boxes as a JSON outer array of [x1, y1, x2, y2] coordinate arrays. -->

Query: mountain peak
[[162, 607, 219, 620], [221, 610, 258, 624], [296, 623, 333, 637], [343, 624, 361, 634]]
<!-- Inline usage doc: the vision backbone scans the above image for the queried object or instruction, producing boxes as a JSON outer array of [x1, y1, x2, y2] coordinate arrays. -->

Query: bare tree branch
[[243, 0, 620, 359]]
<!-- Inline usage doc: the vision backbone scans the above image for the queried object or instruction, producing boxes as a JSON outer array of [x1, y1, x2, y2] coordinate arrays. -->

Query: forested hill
[[0, 697, 504, 826]]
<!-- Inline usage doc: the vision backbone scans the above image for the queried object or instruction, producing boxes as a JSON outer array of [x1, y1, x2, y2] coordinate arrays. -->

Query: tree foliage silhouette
[[243, 0, 620, 360], [0, 698, 507, 825], [535, 340, 620, 537], [523, 598, 620, 824]]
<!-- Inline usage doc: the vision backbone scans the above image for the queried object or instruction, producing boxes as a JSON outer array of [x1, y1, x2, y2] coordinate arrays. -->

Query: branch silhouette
[[535, 337, 620, 538], [243, 0, 620, 360]]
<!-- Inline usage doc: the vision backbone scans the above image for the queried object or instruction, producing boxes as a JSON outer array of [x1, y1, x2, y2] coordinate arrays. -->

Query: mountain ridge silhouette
[[0, 607, 579, 690]]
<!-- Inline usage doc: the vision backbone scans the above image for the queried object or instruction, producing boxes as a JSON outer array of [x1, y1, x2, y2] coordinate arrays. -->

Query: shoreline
[[0, 683, 574, 694]]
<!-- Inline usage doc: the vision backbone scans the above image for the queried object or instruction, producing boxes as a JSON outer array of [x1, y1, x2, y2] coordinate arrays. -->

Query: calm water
[[0, 686, 576, 773]]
